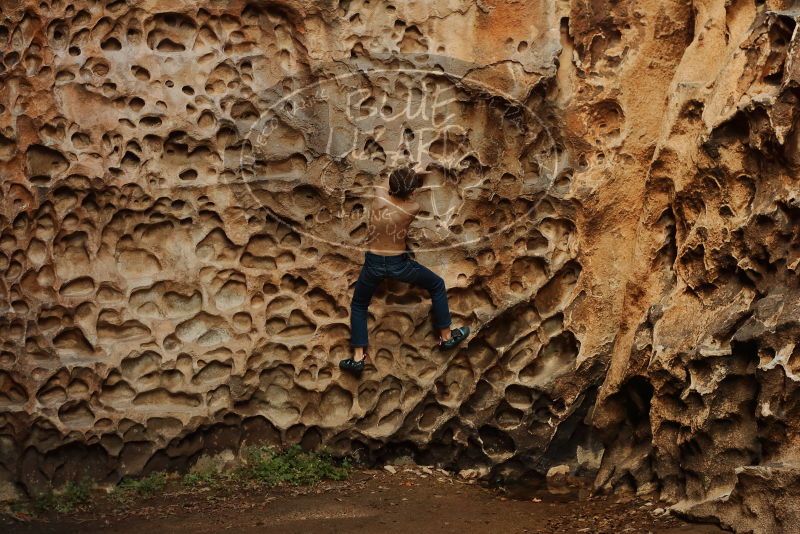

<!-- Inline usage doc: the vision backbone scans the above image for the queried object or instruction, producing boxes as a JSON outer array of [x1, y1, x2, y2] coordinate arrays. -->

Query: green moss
[[181, 446, 351, 489], [18, 447, 350, 515], [33, 479, 92, 513], [182, 468, 224, 488], [112, 472, 167, 502], [241, 445, 350, 486]]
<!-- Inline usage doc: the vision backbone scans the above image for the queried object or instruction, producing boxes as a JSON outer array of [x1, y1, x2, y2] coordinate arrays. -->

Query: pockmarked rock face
[[0, 0, 798, 531]]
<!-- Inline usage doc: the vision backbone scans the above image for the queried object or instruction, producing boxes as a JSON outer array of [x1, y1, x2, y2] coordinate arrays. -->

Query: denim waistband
[[365, 251, 409, 262]]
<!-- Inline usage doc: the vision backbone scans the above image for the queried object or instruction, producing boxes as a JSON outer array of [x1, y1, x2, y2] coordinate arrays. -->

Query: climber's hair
[[388, 167, 422, 198]]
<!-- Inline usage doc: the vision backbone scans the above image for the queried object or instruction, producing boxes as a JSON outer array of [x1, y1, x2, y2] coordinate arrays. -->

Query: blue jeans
[[350, 251, 452, 348]]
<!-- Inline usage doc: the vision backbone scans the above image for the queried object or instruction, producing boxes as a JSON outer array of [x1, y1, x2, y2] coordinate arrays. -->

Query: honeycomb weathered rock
[[0, 0, 799, 532]]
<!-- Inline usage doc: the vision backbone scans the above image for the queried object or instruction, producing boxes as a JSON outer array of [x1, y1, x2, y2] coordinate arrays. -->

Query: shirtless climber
[[339, 166, 471, 376]]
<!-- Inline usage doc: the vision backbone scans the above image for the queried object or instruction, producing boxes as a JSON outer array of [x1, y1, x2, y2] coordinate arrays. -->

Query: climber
[[339, 166, 471, 376]]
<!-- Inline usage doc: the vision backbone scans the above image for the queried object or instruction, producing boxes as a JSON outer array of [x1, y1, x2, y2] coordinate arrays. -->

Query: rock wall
[[0, 0, 798, 532]]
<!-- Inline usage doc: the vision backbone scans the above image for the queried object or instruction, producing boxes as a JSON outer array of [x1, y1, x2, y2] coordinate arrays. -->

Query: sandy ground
[[2, 468, 727, 534]]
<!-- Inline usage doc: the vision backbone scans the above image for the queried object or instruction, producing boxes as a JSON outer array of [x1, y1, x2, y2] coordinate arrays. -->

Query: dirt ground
[[3, 467, 727, 534]]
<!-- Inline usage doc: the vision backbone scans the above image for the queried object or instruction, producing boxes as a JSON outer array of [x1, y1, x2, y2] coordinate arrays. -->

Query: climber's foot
[[438, 326, 470, 350], [339, 355, 367, 377]]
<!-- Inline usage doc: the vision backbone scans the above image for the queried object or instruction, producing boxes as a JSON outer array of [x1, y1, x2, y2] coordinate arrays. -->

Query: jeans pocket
[[365, 262, 380, 279], [394, 259, 417, 281]]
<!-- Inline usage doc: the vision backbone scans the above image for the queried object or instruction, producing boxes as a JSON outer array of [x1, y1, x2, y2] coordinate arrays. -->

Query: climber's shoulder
[[373, 180, 392, 202], [372, 190, 390, 210], [371, 187, 418, 216]]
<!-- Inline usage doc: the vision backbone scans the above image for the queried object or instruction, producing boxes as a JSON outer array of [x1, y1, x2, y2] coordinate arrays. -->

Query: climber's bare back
[[367, 177, 420, 254]]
